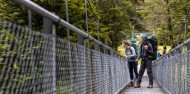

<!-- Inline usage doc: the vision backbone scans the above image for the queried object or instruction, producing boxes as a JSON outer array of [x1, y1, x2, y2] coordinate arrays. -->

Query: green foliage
[[0, 0, 144, 50], [2, 0, 190, 93], [136, 0, 190, 46], [0, 0, 28, 25], [0, 0, 189, 49]]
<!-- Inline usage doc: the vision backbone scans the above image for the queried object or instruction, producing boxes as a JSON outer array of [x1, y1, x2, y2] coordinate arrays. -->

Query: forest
[[0, 0, 190, 93], [0, 0, 190, 50]]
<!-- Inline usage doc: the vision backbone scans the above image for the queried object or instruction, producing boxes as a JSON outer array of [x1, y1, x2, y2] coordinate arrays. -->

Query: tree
[[93, 0, 143, 50], [0, 0, 145, 50], [136, 0, 190, 46], [0, 0, 28, 26]]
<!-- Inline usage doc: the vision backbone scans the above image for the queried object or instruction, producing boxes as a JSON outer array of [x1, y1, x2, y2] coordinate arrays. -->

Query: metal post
[[104, 47, 107, 54], [111, 50, 115, 56], [78, 35, 84, 45], [43, 16, 56, 94], [132, 32, 134, 39], [187, 53, 190, 94], [184, 18, 187, 41], [52, 23, 56, 94], [28, 0, 32, 30], [65, 0, 70, 41], [84, 0, 89, 47], [103, 39, 108, 54], [187, 42, 190, 51], [28, 11, 34, 93], [96, 20, 100, 41], [65, 1, 74, 92], [104, 47, 108, 54], [65, 1, 74, 93], [187, 41, 190, 94], [177, 48, 182, 54], [94, 42, 100, 51], [84, 0, 88, 34], [43, 17, 53, 34]]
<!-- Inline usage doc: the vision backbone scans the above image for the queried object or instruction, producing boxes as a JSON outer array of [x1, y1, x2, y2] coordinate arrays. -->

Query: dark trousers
[[128, 61, 138, 80], [137, 60, 153, 85]]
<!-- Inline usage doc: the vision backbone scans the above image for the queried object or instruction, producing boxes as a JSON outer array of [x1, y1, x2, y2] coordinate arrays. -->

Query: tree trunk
[[166, 0, 174, 46]]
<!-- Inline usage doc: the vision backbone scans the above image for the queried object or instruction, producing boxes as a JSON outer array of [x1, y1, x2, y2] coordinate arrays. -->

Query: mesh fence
[[153, 48, 190, 94], [0, 19, 130, 94]]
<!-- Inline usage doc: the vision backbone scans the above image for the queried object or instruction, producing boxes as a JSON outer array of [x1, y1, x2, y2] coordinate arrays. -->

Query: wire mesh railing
[[153, 40, 190, 94], [0, 18, 130, 94]]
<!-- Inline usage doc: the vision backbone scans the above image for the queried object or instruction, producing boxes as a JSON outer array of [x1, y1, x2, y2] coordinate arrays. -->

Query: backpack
[[146, 35, 158, 60], [128, 39, 139, 56]]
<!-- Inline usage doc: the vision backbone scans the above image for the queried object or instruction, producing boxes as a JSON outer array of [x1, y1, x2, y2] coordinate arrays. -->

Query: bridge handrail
[[0, 18, 130, 94], [0, 1, 131, 94], [154, 38, 190, 62], [153, 38, 190, 94], [10, 0, 116, 53]]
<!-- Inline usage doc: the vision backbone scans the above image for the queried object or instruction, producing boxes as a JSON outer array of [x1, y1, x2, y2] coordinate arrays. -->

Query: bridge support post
[[187, 43, 190, 94], [110, 50, 115, 94], [187, 42, 190, 51], [110, 50, 114, 56], [94, 42, 100, 51], [43, 17, 56, 94], [103, 40, 109, 54], [177, 48, 182, 54], [104, 47, 108, 54], [43, 17, 53, 34], [78, 35, 84, 45], [187, 41, 190, 94]]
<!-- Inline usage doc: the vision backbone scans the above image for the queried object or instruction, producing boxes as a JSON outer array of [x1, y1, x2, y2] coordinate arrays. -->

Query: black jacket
[[139, 42, 154, 61]]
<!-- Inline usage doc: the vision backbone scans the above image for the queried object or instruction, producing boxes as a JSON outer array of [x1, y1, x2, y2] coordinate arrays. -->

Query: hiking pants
[[128, 61, 138, 80], [137, 60, 153, 85]]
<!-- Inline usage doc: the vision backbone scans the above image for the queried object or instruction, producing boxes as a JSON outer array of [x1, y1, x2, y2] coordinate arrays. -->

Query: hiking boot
[[127, 81, 134, 87], [147, 84, 153, 88], [134, 82, 141, 88], [130, 81, 134, 86]]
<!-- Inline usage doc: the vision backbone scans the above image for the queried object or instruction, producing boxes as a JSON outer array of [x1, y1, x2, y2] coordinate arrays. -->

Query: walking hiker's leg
[[134, 61, 146, 88], [129, 62, 134, 80], [147, 60, 153, 88], [137, 61, 146, 83], [128, 62, 134, 86], [133, 61, 138, 79]]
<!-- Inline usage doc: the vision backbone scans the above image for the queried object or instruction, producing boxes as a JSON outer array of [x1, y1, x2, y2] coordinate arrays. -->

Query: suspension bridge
[[0, 0, 190, 94]]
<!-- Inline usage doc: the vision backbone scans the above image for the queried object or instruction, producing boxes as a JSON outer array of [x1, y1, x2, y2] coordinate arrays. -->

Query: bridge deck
[[120, 76, 166, 94]]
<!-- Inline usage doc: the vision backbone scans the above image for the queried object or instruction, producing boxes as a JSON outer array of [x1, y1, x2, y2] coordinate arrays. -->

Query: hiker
[[162, 45, 167, 55], [122, 40, 138, 86], [134, 34, 154, 88], [157, 52, 161, 58]]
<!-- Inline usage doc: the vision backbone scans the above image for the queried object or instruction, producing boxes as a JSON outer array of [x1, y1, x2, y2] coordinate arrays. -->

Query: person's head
[[163, 45, 167, 50], [140, 34, 147, 43], [122, 40, 131, 49]]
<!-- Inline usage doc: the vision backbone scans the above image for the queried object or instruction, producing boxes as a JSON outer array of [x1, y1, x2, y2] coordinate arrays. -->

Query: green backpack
[[128, 38, 139, 55], [146, 35, 158, 60]]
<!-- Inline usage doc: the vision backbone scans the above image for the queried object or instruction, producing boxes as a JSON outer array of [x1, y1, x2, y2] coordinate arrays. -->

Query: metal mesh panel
[[0, 19, 130, 94], [0, 19, 56, 94], [153, 49, 190, 94]]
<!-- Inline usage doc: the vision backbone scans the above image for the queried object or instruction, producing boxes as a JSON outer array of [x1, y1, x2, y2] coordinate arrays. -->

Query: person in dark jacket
[[122, 40, 138, 86], [162, 45, 167, 55], [134, 34, 154, 88]]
